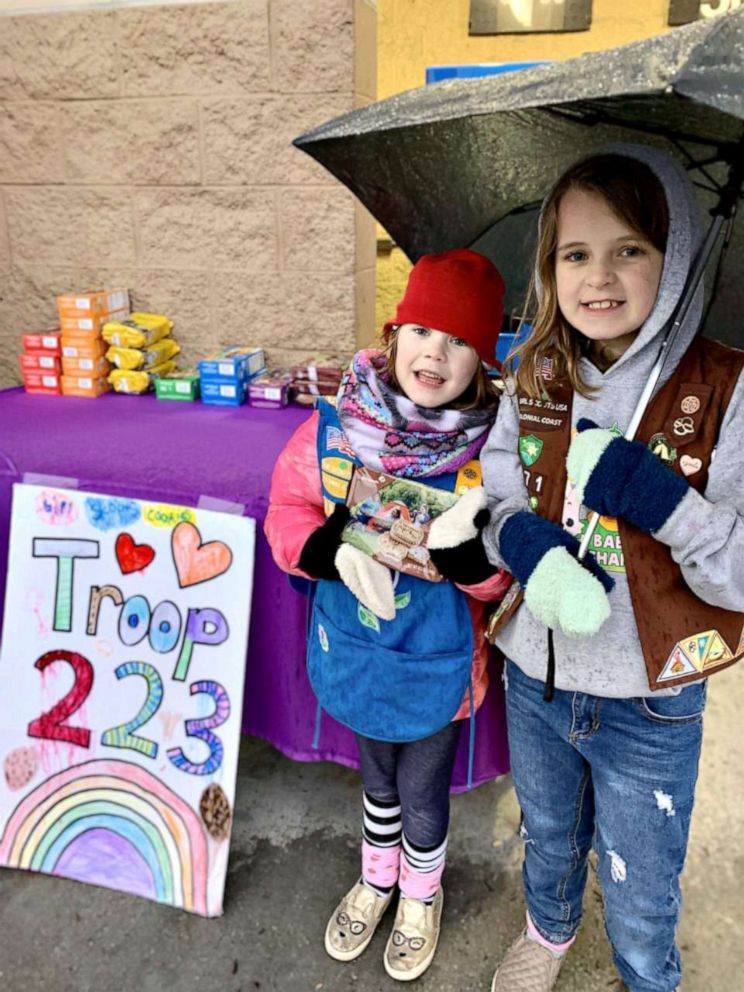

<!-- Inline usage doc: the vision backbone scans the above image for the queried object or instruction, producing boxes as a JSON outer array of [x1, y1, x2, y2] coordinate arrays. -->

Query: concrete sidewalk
[[0, 665, 741, 992]]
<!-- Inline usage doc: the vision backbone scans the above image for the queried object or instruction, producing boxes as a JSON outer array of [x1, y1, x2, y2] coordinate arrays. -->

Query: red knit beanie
[[383, 249, 505, 364]]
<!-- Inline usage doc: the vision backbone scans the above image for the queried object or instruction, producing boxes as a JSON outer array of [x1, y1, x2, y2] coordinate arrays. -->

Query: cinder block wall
[[0, 0, 377, 389]]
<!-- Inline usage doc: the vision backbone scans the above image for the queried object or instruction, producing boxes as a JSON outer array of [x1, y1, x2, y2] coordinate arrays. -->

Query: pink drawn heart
[[172, 522, 232, 588], [680, 455, 702, 477]]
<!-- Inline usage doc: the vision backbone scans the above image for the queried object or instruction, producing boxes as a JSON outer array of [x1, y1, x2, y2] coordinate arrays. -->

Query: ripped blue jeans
[[504, 659, 706, 992]]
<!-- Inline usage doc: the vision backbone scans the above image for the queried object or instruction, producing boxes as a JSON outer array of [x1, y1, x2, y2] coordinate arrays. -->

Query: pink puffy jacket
[[265, 410, 512, 720]]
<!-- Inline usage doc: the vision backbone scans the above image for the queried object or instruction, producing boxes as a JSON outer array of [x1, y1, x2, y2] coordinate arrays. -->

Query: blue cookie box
[[200, 375, 248, 406], [199, 347, 265, 381]]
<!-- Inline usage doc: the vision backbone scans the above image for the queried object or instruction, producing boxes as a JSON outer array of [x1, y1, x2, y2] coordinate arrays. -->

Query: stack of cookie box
[[19, 329, 63, 395], [198, 347, 266, 406], [57, 288, 130, 397]]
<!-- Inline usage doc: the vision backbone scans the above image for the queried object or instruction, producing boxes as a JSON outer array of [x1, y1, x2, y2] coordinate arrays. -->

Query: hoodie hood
[[538, 142, 704, 392]]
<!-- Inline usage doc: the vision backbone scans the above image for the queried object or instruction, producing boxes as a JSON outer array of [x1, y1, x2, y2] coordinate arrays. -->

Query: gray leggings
[[355, 720, 462, 850]]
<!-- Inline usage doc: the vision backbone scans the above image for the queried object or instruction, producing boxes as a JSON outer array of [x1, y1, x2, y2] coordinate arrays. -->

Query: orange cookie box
[[56, 288, 130, 320], [60, 374, 111, 398]]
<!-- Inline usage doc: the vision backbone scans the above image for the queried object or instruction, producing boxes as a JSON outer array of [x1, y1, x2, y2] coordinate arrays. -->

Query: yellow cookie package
[[109, 360, 178, 394], [102, 312, 173, 349], [106, 337, 181, 370]]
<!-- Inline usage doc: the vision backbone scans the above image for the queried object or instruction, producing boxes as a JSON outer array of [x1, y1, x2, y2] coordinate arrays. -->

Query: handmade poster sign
[[0, 484, 255, 917]]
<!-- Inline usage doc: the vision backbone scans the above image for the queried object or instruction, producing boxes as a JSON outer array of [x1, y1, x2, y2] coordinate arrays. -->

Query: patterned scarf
[[336, 349, 496, 479]]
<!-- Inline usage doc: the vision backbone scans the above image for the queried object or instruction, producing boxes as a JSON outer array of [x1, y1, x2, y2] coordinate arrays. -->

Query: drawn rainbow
[[0, 759, 209, 915]]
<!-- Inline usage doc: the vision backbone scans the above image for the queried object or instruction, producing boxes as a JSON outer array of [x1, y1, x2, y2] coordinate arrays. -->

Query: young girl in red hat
[[265, 249, 511, 981]]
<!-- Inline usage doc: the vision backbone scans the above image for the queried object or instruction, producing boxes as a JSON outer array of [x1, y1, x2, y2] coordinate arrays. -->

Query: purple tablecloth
[[0, 388, 508, 791]]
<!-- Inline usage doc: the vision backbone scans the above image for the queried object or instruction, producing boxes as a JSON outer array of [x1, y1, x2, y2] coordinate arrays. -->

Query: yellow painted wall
[[374, 0, 672, 333]]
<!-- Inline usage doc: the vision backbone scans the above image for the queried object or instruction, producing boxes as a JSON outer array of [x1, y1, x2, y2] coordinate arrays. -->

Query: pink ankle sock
[[362, 839, 401, 889], [399, 851, 444, 901], [526, 912, 575, 955]]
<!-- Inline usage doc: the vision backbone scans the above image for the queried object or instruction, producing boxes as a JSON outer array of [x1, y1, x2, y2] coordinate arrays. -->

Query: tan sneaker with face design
[[324, 878, 394, 962], [383, 887, 444, 982]]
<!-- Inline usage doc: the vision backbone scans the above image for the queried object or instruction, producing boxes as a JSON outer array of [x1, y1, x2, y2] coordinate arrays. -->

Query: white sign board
[[0, 484, 255, 917]]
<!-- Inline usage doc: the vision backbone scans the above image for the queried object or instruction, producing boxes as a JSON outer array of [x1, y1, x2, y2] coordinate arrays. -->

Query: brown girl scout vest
[[487, 336, 744, 691]]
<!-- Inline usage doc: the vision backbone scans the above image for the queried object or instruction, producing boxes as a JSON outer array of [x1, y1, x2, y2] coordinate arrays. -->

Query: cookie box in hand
[[341, 467, 460, 582]]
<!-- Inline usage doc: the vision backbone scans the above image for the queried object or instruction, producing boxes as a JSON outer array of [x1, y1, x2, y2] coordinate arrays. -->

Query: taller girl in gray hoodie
[[427, 146, 744, 992]]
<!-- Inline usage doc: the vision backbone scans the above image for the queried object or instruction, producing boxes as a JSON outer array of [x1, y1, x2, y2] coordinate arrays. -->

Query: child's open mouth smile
[[413, 369, 447, 388], [581, 299, 625, 313]]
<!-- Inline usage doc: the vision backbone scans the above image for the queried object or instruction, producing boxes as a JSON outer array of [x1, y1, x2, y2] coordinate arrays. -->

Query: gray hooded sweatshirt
[[481, 144, 744, 698]]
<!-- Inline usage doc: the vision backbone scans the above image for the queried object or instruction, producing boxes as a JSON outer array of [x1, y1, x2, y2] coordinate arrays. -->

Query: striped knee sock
[[361, 791, 402, 896], [399, 833, 447, 903]]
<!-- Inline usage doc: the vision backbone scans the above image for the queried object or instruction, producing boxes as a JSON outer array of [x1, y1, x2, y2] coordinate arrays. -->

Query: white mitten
[[335, 544, 396, 621], [426, 486, 496, 586], [427, 485, 488, 550]]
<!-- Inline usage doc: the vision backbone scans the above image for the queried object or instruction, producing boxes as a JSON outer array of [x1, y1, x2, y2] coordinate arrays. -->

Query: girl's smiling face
[[555, 188, 664, 350], [394, 324, 479, 408]]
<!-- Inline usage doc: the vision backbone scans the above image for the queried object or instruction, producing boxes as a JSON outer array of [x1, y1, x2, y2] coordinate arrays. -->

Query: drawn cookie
[[200, 783, 232, 841], [4, 746, 40, 790]]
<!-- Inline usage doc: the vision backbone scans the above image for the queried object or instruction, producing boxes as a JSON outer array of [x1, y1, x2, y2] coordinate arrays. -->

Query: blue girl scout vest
[[306, 398, 482, 743]]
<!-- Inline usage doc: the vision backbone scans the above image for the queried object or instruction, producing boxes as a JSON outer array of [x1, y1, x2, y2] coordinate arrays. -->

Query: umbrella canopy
[[295, 10, 744, 345]]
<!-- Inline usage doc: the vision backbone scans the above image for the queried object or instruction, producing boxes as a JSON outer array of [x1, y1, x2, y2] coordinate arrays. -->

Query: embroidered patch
[[648, 433, 677, 466], [658, 629, 734, 682], [702, 632, 733, 670], [519, 434, 543, 467], [657, 646, 700, 682], [523, 469, 544, 500], [679, 454, 702, 476], [357, 604, 380, 633], [672, 416, 695, 437], [318, 623, 330, 652], [326, 425, 356, 458], [681, 395, 700, 415]]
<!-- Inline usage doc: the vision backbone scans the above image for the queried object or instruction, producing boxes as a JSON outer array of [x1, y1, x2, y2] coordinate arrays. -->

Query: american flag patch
[[326, 426, 355, 457], [540, 357, 554, 381]]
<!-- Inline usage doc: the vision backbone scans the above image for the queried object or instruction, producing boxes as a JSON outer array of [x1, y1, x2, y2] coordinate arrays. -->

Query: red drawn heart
[[115, 533, 156, 574]]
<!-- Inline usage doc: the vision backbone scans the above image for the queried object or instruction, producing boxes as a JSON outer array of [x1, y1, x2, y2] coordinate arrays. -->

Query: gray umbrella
[[295, 9, 744, 346]]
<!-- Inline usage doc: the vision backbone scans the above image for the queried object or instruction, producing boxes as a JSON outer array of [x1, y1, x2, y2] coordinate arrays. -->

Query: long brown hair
[[510, 154, 669, 399], [379, 325, 501, 412]]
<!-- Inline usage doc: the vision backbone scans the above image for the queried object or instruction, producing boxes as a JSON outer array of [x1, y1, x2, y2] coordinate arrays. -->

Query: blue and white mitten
[[567, 418, 689, 533], [499, 512, 615, 636]]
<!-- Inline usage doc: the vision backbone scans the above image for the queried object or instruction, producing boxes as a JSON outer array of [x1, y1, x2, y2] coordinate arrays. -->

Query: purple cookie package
[[248, 372, 291, 409]]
